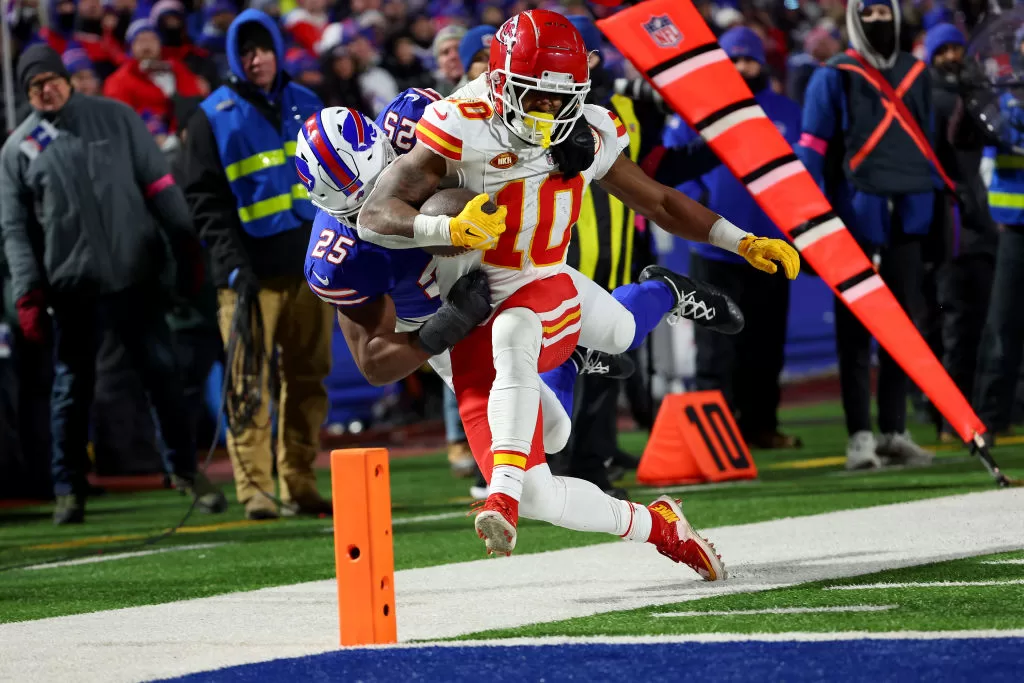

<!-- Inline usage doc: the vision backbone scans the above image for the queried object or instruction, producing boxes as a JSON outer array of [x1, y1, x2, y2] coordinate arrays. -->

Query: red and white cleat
[[647, 495, 726, 581], [474, 492, 519, 556]]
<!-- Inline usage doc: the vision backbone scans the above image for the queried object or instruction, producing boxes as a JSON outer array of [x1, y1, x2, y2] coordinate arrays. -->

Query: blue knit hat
[[62, 46, 93, 74], [719, 26, 765, 66], [568, 15, 602, 55], [458, 25, 496, 72], [126, 18, 158, 46], [924, 22, 965, 64]]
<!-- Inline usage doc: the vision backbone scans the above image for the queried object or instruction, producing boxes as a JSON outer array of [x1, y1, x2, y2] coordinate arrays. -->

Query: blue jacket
[[198, 9, 321, 239], [795, 54, 937, 246], [664, 86, 802, 263]]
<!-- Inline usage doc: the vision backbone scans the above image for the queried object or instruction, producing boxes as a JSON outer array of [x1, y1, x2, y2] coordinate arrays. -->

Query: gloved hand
[[228, 267, 260, 300], [16, 289, 49, 344], [449, 194, 507, 251], [738, 234, 801, 279], [415, 269, 491, 356], [550, 115, 596, 179], [172, 233, 205, 299]]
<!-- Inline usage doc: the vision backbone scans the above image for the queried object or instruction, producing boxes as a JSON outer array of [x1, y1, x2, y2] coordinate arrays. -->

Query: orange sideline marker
[[330, 448, 396, 647]]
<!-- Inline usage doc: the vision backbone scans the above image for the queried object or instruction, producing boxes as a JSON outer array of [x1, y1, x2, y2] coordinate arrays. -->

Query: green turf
[[1, 403, 1021, 624], [458, 550, 1024, 639]]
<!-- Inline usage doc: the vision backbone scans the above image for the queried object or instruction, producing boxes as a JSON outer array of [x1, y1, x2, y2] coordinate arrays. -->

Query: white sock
[[519, 466, 653, 542], [489, 463, 526, 501]]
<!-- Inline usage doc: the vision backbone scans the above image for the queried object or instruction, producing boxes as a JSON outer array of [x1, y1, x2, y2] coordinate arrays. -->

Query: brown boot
[[447, 441, 477, 478], [244, 495, 279, 520], [281, 480, 333, 517], [746, 430, 804, 450]]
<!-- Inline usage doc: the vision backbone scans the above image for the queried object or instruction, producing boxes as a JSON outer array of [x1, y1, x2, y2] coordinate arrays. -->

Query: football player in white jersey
[[357, 10, 799, 572]]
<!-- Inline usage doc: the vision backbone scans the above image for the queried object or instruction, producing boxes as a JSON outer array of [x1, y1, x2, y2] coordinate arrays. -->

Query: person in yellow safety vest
[[183, 9, 333, 520]]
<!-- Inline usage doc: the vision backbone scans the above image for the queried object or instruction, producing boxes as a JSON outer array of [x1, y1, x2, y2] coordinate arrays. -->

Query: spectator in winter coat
[[103, 19, 206, 139], [431, 24, 465, 95], [0, 45, 226, 524], [152, 0, 220, 91], [36, 0, 124, 79]]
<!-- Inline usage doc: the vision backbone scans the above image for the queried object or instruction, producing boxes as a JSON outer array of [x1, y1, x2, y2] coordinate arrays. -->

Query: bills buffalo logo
[[295, 155, 316, 192], [341, 111, 377, 152], [643, 15, 683, 49], [489, 151, 518, 169]]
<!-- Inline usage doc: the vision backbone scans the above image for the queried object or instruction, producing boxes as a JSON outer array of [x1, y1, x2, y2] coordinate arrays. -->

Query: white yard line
[[0, 489, 1022, 683], [651, 605, 897, 617], [826, 579, 1024, 591], [355, 629, 1024, 649], [21, 543, 225, 571], [981, 559, 1024, 565]]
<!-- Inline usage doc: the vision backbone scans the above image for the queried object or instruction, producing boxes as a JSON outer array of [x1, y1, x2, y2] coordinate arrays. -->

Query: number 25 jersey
[[413, 82, 631, 305]]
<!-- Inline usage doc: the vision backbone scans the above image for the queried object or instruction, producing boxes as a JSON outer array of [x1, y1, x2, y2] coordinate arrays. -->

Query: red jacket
[[39, 28, 124, 69], [102, 58, 204, 134]]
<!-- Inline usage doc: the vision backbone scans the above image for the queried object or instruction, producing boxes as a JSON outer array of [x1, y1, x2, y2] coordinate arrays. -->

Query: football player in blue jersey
[[295, 104, 738, 578]]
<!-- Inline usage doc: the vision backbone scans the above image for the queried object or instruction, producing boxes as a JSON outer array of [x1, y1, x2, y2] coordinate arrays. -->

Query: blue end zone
[[160, 637, 1024, 682]]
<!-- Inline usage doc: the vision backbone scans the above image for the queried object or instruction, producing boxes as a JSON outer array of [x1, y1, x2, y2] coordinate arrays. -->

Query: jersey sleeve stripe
[[308, 282, 369, 304], [416, 120, 462, 160], [414, 87, 442, 101], [607, 110, 627, 137]]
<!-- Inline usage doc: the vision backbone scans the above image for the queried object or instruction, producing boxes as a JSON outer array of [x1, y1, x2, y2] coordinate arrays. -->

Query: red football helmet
[[488, 9, 591, 147]]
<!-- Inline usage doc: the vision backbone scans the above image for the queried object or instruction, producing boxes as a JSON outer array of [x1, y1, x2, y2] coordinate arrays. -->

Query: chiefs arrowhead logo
[[489, 151, 519, 170]]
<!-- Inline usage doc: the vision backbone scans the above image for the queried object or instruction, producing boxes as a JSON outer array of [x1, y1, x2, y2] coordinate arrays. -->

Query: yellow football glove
[[450, 194, 507, 251], [738, 234, 801, 280]]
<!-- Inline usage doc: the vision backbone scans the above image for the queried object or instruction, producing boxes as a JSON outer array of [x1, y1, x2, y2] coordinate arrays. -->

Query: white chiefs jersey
[[414, 75, 631, 304]]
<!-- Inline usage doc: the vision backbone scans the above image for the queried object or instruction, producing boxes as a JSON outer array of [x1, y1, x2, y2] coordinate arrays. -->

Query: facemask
[[939, 60, 963, 78], [159, 24, 184, 46], [56, 12, 76, 33], [743, 72, 769, 93], [862, 19, 896, 60], [76, 17, 103, 35]]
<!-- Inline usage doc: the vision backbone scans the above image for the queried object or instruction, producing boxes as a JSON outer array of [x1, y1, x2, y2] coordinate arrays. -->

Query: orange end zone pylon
[[330, 448, 397, 647]]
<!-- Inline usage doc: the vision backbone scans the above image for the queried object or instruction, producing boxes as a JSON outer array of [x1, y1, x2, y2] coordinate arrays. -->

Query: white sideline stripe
[[2, 490, 1023, 683], [827, 579, 1024, 591], [323, 511, 468, 533], [981, 559, 1024, 565], [651, 605, 897, 618], [20, 543, 225, 571], [360, 629, 1024, 650]]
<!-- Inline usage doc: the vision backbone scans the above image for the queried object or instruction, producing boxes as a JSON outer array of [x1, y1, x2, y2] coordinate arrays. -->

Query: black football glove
[[550, 116, 596, 179], [415, 269, 491, 356]]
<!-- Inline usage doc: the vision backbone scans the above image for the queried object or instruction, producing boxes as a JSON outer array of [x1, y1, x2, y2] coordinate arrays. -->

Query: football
[[418, 188, 498, 257]]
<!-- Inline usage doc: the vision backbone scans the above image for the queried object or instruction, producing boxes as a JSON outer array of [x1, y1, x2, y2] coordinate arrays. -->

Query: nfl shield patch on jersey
[[643, 15, 683, 49]]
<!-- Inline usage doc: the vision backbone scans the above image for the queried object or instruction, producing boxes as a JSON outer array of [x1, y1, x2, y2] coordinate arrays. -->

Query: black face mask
[[939, 60, 963, 79], [76, 17, 103, 35], [55, 12, 76, 33], [113, 10, 133, 42], [862, 19, 896, 59], [159, 24, 184, 47], [743, 72, 769, 93]]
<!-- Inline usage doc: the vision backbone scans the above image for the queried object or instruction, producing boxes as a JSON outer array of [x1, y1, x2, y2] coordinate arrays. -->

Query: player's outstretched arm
[[597, 154, 800, 279], [337, 295, 431, 387], [356, 144, 449, 248], [337, 270, 492, 386]]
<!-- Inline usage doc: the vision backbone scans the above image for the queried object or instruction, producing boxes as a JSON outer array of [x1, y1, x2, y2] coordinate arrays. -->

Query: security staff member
[[184, 9, 332, 520], [796, 0, 935, 470], [664, 27, 803, 451]]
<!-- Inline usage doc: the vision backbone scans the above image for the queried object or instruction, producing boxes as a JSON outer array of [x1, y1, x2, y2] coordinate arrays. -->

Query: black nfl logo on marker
[[643, 15, 683, 49]]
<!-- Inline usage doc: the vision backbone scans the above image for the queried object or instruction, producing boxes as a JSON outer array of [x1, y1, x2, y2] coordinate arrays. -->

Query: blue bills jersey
[[375, 87, 442, 155], [305, 211, 441, 330]]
